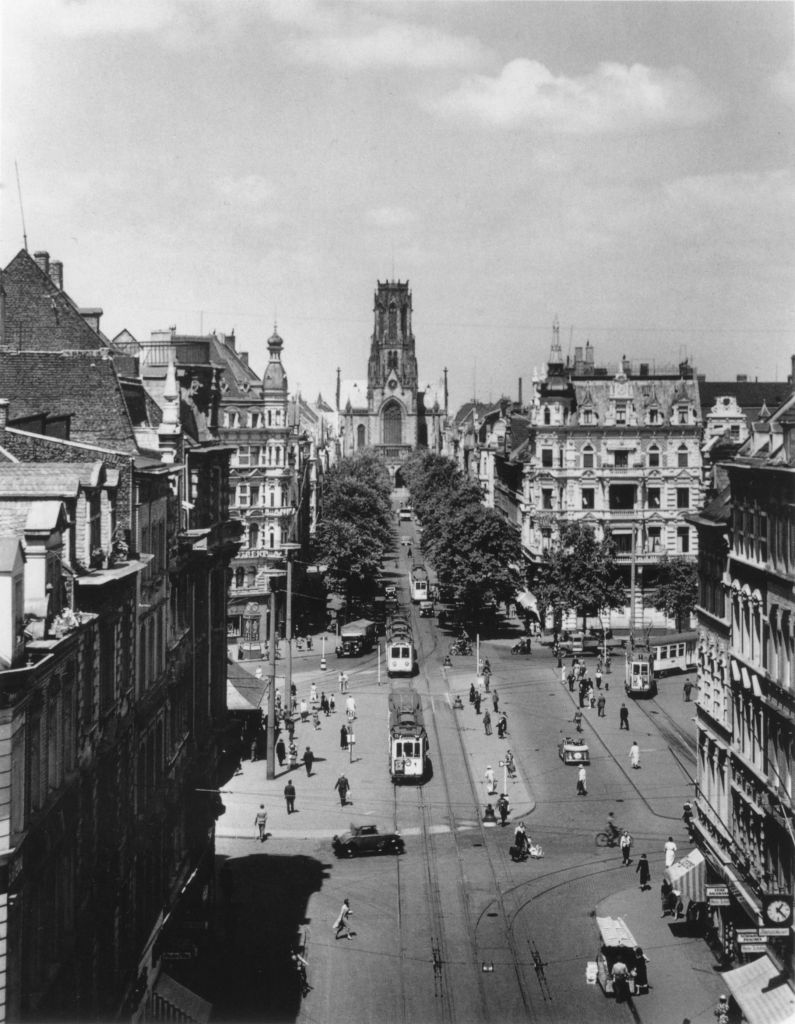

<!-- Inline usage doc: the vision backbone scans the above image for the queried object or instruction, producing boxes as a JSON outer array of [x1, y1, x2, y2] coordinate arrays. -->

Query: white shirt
[[664, 840, 677, 866]]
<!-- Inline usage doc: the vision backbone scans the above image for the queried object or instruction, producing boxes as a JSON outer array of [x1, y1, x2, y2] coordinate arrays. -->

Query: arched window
[[648, 446, 660, 467], [249, 523, 259, 550], [383, 402, 402, 445], [543, 407, 551, 425], [267, 410, 272, 426], [268, 530, 275, 550], [678, 445, 689, 468], [582, 446, 595, 469], [357, 424, 366, 448]]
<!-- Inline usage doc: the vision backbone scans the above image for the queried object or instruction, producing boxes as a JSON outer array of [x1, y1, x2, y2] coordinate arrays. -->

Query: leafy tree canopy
[[533, 521, 625, 631], [651, 555, 698, 631]]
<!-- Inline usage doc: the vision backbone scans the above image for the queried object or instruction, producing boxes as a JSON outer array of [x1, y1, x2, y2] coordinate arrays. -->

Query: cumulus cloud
[[366, 206, 417, 229], [431, 59, 719, 132]]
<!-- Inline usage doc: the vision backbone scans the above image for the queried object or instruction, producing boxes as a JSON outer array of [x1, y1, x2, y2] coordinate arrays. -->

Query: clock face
[[765, 898, 793, 924]]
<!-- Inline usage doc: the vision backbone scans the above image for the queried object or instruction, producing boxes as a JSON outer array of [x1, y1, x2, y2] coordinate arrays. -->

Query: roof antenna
[[15, 161, 28, 251]]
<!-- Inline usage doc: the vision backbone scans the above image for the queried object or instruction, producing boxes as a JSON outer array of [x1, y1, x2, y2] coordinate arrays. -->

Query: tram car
[[386, 628, 416, 677], [649, 631, 697, 676], [625, 654, 657, 698], [409, 565, 429, 604], [388, 689, 428, 782]]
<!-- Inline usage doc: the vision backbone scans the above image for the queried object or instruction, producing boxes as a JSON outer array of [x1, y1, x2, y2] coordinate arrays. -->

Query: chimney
[[34, 250, 50, 276], [0, 398, 8, 430], [79, 307, 103, 334], [518, 377, 523, 406], [49, 261, 63, 290], [585, 341, 594, 365], [239, 351, 248, 366], [574, 346, 583, 369], [789, 353, 795, 387], [736, 374, 748, 383]]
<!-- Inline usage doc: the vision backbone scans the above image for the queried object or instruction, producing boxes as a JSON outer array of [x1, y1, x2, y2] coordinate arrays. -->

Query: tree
[[651, 555, 698, 631], [533, 522, 625, 634], [315, 450, 393, 600], [431, 505, 523, 629]]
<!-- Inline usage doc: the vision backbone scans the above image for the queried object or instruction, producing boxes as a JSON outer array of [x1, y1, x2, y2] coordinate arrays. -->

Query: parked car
[[558, 737, 590, 764], [419, 600, 435, 617], [332, 823, 405, 858], [398, 507, 413, 522]]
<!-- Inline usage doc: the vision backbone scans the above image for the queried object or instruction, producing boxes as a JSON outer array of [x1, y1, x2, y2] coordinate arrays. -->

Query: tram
[[625, 656, 657, 699], [386, 628, 415, 677], [649, 631, 697, 676], [388, 689, 428, 782], [409, 565, 429, 604]]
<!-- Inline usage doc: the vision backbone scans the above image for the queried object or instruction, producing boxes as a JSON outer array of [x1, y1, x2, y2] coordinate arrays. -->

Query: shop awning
[[722, 955, 795, 1024], [516, 591, 539, 615], [664, 849, 706, 904], [226, 664, 271, 712]]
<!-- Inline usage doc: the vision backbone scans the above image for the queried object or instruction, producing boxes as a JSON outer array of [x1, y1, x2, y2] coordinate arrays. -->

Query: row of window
[[538, 485, 693, 510], [235, 524, 282, 553], [224, 409, 284, 429], [540, 444, 693, 470], [232, 445, 286, 467], [539, 403, 695, 427], [234, 484, 284, 507]]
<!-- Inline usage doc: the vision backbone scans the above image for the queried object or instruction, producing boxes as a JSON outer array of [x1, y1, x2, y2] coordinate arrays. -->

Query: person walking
[[340, 724, 348, 750], [620, 829, 632, 865], [312, 709, 321, 730], [619, 703, 630, 730], [576, 765, 587, 796], [329, 693, 336, 713], [632, 948, 649, 995], [595, 664, 603, 690], [334, 772, 350, 806], [333, 898, 353, 940], [664, 835, 678, 867], [567, 671, 575, 693], [514, 822, 528, 854], [683, 680, 693, 702], [483, 709, 492, 735], [573, 708, 583, 733], [485, 765, 497, 795], [497, 793, 510, 826], [492, 689, 499, 713], [303, 746, 315, 777], [310, 683, 318, 705], [254, 804, 268, 842], [284, 780, 296, 814], [497, 712, 508, 738], [250, 736, 258, 762], [636, 853, 651, 891], [300, 699, 309, 723], [275, 736, 286, 767], [474, 692, 482, 715], [346, 695, 357, 721], [321, 692, 330, 716], [288, 741, 298, 770], [597, 693, 606, 717], [630, 741, 641, 770]]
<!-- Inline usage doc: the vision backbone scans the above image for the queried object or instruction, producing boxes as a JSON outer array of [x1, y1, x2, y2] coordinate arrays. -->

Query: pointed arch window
[[357, 424, 366, 448], [383, 402, 402, 445]]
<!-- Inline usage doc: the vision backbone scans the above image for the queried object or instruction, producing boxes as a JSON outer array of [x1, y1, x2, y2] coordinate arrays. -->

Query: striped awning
[[516, 591, 539, 615], [664, 849, 706, 904], [722, 954, 795, 1024]]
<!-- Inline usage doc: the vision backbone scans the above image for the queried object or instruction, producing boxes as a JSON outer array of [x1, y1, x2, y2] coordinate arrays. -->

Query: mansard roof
[[698, 380, 790, 422], [207, 335, 262, 400]]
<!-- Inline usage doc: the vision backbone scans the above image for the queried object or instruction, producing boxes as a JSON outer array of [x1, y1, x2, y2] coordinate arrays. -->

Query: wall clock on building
[[762, 894, 793, 926]]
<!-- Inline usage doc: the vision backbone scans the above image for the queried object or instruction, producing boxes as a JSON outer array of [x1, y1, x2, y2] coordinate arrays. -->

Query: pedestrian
[[340, 724, 348, 750], [497, 793, 510, 826], [284, 780, 296, 814], [254, 804, 268, 842], [636, 852, 651, 891], [469, 682, 476, 704], [573, 708, 583, 733], [346, 695, 356, 721], [597, 694, 606, 717], [497, 713, 508, 738], [321, 692, 330, 716], [300, 699, 309, 722], [303, 746, 315, 777], [683, 680, 693, 702], [291, 950, 310, 996], [483, 709, 492, 735], [312, 709, 321, 730], [288, 741, 298, 769], [492, 689, 499, 713], [632, 948, 649, 995], [287, 717, 295, 742], [619, 703, 630, 730], [577, 765, 587, 795], [334, 772, 350, 806], [250, 736, 258, 762], [514, 822, 528, 854], [505, 749, 516, 777], [276, 736, 286, 767], [660, 878, 677, 917], [664, 835, 677, 867], [333, 898, 353, 940], [485, 765, 496, 795], [595, 665, 603, 689], [310, 683, 318, 704], [630, 741, 641, 770], [330, 693, 336, 713], [474, 692, 482, 715], [714, 996, 730, 1024], [611, 957, 630, 1003], [620, 830, 632, 865]]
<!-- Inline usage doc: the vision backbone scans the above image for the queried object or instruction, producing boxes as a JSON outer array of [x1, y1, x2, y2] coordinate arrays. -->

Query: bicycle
[[595, 829, 622, 848]]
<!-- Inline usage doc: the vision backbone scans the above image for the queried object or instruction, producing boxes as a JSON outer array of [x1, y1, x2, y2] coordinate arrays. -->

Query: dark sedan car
[[332, 823, 405, 858]]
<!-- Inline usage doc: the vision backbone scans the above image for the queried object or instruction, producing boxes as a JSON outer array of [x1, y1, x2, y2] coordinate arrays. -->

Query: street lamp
[[281, 542, 301, 721], [265, 543, 301, 782]]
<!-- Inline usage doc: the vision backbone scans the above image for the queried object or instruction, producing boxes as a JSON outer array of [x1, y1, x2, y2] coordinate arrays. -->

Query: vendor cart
[[595, 916, 638, 996]]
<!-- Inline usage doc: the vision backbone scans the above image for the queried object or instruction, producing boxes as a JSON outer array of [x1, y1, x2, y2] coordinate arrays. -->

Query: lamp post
[[266, 579, 277, 780], [281, 542, 301, 722]]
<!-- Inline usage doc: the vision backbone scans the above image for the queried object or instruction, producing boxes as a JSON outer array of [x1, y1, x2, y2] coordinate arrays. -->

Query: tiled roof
[[208, 336, 263, 400], [0, 351, 139, 453], [1, 249, 106, 352], [0, 462, 97, 496], [698, 381, 790, 419]]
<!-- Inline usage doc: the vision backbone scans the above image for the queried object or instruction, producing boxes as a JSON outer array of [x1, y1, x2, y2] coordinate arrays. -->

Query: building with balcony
[[0, 247, 240, 1020], [336, 280, 448, 487], [689, 373, 795, 980]]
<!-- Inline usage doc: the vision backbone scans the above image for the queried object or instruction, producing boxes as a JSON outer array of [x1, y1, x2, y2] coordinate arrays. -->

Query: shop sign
[[706, 884, 729, 900], [739, 943, 767, 953], [759, 927, 790, 938], [736, 931, 766, 944]]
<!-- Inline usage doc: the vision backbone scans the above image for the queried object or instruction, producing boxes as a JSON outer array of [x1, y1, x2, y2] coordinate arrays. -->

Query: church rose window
[[383, 402, 402, 445]]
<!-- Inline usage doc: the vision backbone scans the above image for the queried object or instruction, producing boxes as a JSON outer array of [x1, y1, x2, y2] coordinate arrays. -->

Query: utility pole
[[266, 580, 277, 780], [282, 543, 301, 715]]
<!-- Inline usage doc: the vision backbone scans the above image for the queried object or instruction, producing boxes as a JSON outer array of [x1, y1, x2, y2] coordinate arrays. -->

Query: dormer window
[[648, 408, 659, 424], [677, 405, 689, 425], [581, 408, 594, 425], [615, 402, 627, 425]]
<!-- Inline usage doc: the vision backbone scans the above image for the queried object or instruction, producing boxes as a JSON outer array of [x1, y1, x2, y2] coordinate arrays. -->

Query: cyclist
[[606, 812, 620, 844]]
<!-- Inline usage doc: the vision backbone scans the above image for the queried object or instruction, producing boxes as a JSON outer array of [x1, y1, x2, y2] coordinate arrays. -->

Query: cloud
[[287, 17, 489, 72], [216, 174, 276, 207], [431, 59, 719, 132], [366, 206, 417, 230]]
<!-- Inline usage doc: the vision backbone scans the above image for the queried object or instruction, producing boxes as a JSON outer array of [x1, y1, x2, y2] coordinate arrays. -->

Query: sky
[[2, 1, 794, 411]]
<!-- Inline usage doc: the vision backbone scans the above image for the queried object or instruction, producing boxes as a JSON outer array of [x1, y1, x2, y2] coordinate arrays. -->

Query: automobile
[[384, 584, 397, 599], [560, 631, 585, 655], [398, 507, 413, 522], [419, 600, 435, 617], [332, 823, 405, 858], [558, 736, 590, 764], [400, 535, 411, 547]]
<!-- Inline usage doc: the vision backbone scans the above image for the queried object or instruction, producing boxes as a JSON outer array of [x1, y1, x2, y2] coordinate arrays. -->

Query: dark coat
[[636, 857, 651, 884]]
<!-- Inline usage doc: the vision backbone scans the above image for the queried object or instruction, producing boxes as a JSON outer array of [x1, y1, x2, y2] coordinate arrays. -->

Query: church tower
[[367, 280, 418, 449]]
